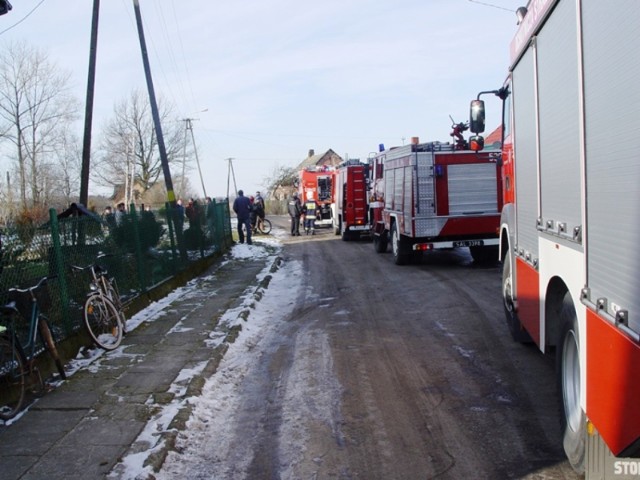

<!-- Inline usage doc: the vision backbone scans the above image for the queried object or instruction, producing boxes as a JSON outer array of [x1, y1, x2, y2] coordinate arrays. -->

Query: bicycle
[[253, 216, 272, 235], [0, 275, 67, 420], [71, 253, 126, 351]]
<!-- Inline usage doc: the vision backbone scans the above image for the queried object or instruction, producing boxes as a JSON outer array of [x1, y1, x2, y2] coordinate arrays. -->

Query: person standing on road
[[288, 191, 303, 236], [174, 199, 185, 233], [254, 191, 266, 230], [115, 202, 126, 225], [303, 191, 319, 235], [205, 196, 216, 241], [233, 190, 252, 244]]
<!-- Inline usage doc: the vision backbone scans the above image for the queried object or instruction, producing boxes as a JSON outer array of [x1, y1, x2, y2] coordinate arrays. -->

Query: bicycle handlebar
[[7, 275, 55, 295], [70, 252, 113, 274]]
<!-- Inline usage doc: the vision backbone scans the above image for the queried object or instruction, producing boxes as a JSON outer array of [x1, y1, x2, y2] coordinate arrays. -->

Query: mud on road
[[171, 217, 580, 479]]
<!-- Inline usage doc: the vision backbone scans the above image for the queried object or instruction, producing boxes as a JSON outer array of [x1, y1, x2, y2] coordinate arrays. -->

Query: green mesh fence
[[0, 199, 232, 345]]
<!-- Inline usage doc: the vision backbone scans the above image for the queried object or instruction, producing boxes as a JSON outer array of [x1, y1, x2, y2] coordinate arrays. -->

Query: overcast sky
[[0, 0, 520, 201]]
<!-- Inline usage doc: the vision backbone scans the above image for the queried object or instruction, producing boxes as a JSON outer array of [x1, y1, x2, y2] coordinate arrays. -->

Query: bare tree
[[0, 41, 79, 209], [265, 164, 298, 199], [95, 89, 187, 199], [50, 129, 82, 206]]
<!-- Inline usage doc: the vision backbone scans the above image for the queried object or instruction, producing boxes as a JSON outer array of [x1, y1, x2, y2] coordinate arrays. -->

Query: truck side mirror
[[0, 1, 12, 15], [469, 135, 485, 152], [470, 99, 486, 134]]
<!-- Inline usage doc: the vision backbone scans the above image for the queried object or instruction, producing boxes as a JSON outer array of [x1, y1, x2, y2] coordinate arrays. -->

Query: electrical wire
[[0, 0, 47, 36], [467, 0, 515, 13]]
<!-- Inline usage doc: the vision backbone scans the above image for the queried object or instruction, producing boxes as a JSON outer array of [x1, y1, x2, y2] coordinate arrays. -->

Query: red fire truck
[[369, 137, 502, 265], [298, 166, 334, 226], [332, 160, 369, 241], [469, 0, 640, 477]]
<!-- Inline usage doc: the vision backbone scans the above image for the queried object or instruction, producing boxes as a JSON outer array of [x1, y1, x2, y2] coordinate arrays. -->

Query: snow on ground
[[105, 227, 305, 479]]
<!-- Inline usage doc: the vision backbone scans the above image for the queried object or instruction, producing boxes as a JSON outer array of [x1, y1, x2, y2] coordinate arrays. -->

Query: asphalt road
[[187, 216, 581, 479]]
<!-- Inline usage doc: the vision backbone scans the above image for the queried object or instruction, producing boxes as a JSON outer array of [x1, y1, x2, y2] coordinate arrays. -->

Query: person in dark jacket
[[232, 190, 252, 244], [288, 191, 303, 236]]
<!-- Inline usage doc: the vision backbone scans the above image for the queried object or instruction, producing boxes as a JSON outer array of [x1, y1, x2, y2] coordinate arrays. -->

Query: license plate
[[453, 240, 484, 247]]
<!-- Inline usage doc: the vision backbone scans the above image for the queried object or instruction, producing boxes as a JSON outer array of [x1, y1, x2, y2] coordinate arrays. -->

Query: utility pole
[[185, 118, 207, 198], [79, 0, 100, 207], [226, 158, 237, 199], [133, 0, 184, 259], [132, 0, 176, 205]]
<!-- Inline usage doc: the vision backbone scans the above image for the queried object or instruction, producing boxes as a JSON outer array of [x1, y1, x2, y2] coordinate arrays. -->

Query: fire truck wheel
[[391, 223, 409, 265], [556, 293, 586, 475], [502, 255, 532, 343], [374, 232, 388, 253]]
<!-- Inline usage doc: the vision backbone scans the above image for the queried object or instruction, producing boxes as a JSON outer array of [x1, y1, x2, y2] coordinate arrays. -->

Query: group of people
[[102, 202, 128, 226], [287, 191, 319, 236], [232, 190, 266, 245], [102, 197, 218, 239], [232, 189, 321, 243]]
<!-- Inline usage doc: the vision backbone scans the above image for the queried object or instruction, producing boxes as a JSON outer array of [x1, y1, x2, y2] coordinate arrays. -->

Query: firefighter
[[303, 191, 319, 235], [287, 191, 302, 236]]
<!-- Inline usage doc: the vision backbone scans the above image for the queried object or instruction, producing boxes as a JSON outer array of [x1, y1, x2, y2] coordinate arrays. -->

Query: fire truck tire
[[391, 223, 409, 265], [502, 255, 532, 343], [556, 293, 586, 475], [374, 233, 388, 253], [341, 227, 356, 241]]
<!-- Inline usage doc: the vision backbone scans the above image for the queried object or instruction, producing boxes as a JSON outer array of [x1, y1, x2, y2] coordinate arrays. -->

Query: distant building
[[484, 125, 502, 150]]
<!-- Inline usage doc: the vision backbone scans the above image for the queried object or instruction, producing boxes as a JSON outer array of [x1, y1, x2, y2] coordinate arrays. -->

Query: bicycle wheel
[[38, 318, 67, 380], [258, 218, 272, 234], [0, 336, 26, 420], [84, 295, 123, 351]]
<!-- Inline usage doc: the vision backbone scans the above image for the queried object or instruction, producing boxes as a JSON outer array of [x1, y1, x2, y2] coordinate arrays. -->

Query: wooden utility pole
[[133, 0, 185, 259], [226, 158, 237, 199], [185, 118, 207, 198], [79, 0, 100, 207], [132, 0, 176, 205]]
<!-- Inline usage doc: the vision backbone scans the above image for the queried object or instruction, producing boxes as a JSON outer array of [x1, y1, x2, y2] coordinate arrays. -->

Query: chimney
[[308, 149, 315, 158]]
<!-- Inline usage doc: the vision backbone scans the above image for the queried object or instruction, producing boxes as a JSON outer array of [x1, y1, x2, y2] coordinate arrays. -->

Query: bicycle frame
[[72, 255, 126, 350], [8, 284, 48, 364]]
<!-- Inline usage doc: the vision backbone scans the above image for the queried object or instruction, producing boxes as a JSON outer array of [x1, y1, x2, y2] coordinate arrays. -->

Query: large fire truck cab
[[370, 138, 502, 265], [298, 167, 334, 226], [470, 0, 640, 477]]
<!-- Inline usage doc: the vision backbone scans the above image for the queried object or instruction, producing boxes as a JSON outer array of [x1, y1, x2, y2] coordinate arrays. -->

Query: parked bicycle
[[0, 275, 67, 420], [71, 253, 126, 351]]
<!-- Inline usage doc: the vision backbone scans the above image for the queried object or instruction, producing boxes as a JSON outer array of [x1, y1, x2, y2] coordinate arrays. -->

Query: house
[[484, 125, 502, 150]]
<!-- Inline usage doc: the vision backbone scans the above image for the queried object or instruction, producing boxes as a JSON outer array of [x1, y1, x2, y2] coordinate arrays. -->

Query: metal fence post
[[49, 208, 72, 333], [129, 204, 147, 292]]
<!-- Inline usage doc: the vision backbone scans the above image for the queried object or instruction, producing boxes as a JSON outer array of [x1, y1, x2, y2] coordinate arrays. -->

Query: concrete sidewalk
[[0, 249, 278, 480]]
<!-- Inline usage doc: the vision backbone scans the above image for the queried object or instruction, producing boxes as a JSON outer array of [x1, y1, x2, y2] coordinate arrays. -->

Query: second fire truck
[[369, 137, 502, 265], [332, 160, 369, 240]]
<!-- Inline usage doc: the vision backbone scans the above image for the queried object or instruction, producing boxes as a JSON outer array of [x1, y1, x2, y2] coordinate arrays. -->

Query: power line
[[467, 0, 515, 13], [0, 0, 47, 36]]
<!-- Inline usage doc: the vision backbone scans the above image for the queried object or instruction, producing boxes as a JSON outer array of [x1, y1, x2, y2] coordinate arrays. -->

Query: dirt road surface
[[167, 217, 580, 479]]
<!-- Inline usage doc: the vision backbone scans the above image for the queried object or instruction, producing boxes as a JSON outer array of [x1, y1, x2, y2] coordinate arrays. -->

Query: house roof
[[485, 125, 502, 148], [298, 149, 343, 170]]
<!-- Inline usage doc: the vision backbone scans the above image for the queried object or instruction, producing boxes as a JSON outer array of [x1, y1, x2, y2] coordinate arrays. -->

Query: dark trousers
[[304, 217, 315, 231], [237, 217, 252, 244], [290, 215, 301, 235]]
